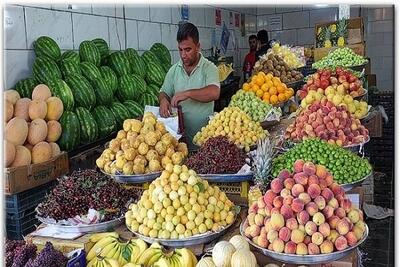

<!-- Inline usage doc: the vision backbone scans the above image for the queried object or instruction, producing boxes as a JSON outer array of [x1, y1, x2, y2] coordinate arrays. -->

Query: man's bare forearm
[[185, 85, 220, 103], [159, 92, 171, 103]]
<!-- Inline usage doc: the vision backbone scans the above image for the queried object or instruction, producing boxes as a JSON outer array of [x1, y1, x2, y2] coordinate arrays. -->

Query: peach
[[248, 224, 261, 238], [272, 238, 285, 253], [293, 172, 308, 185], [306, 202, 319, 216], [284, 241, 297, 254], [318, 178, 328, 190], [260, 226, 267, 238], [337, 219, 350, 235], [335, 207, 346, 219], [283, 196, 294, 206], [307, 184, 321, 199], [291, 229, 305, 244], [325, 174, 334, 186], [303, 162, 316, 175], [328, 198, 339, 209], [311, 232, 324, 246], [268, 243, 273, 250], [271, 207, 280, 215], [304, 235, 311, 245], [308, 175, 319, 186], [345, 231, 358, 246], [299, 192, 312, 205], [284, 178, 295, 190], [273, 196, 284, 208], [308, 243, 320, 255], [293, 159, 305, 173], [298, 224, 305, 233], [348, 209, 360, 223], [296, 243, 308, 255], [305, 221, 318, 236], [257, 236, 269, 248], [267, 230, 278, 243], [328, 216, 340, 229], [313, 212, 326, 226], [291, 184, 305, 197], [340, 199, 352, 213], [331, 183, 344, 197], [344, 217, 354, 229], [286, 218, 299, 231], [314, 196, 326, 210], [249, 202, 258, 214], [280, 204, 294, 220], [247, 213, 256, 225], [278, 169, 291, 181], [257, 197, 266, 209], [264, 218, 272, 232], [315, 164, 328, 179], [270, 213, 285, 230], [257, 208, 266, 216], [320, 240, 334, 254], [280, 188, 291, 198], [335, 236, 348, 251], [327, 230, 340, 243], [270, 178, 283, 194], [263, 190, 277, 205], [321, 188, 334, 201], [254, 214, 265, 227], [297, 210, 310, 225], [352, 226, 365, 240], [292, 198, 305, 213], [323, 205, 335, 219], [355, 221, 366, 232], [244, 226, 252, 238], [278, 227, 291, 242], [318, 222, 331, 238]]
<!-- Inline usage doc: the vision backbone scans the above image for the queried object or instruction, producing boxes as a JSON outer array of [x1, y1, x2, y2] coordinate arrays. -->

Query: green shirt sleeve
[[205, 62, 220, 88], [160, 67, 175, 97]]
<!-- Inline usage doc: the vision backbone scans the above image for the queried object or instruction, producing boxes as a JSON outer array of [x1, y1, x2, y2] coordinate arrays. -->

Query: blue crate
[[6, 207, 39, 240]]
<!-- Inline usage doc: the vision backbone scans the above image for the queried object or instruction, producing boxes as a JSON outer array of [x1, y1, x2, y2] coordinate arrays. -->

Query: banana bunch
[[218, 63, 233, 82], [87, 232, 148, 267], [138, 242, 197, 267]]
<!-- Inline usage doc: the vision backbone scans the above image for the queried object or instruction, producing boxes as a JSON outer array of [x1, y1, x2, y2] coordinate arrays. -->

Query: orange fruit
[[258, 71, 266, 77], [277, 85, 285, 94], [278, 93, 286, 102], [252, 84, 260, 92], [273, 79, 281, 87], [265, 73, 273, 80], [263, 92, 270, 101], [242, 83, 250, 91], [269, 87, 277, 96], [288, 88, 295, 96], [270, 95, 278, 104], [256, 89, 264, 98], [263, 98, 270, 104], [261, 84, 268, 92], [251, 76, 258, 83], [285, 90, 292, 99], [265, 81, 273, 88], [256, 76, 265, 87]]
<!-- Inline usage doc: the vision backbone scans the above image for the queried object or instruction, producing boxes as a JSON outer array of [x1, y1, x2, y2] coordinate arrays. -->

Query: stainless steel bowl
[[341, 172, 372, 192], [198, 173, 253, 183], [101, 170, 161, 184], [37, 217, 124, 233]]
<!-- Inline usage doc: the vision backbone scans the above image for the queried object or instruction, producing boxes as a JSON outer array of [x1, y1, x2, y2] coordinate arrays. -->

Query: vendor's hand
[[171, 91, 189, 107], [159, 98, 172, 117]]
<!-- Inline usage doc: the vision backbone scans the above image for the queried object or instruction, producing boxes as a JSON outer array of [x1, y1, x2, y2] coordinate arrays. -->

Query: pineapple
[[337, 19, 348, 47], [316, 27, 324, 48], [323, 26, 332, 48], [251, 136, 278, 188]]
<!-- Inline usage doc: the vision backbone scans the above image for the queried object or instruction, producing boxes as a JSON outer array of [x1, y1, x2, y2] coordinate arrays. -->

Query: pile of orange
[[242, 72, 295, 105]]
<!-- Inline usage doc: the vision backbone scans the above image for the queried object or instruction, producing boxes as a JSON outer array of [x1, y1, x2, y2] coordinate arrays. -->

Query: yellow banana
[[123, 264, 141, 267], [104, 258, 120, 267], [99, 241, 119, 258], [105, 243, 119, 259], [87, 257, 96, 267], [87, 236, 118, 261], [111, 243, 123, 260], [118, 244, 130, 266], [147, 251, 163, 267], [137, 248, 161, 265], [128, 243, 141, 264], [90, 232, 119, 243], [150, 242, 162, 249], [175, 249, 192, 267], [132, 238, 148, 255], [154, 257, 170, 267], [170, 254, 181, 267], [95, 258, 104, 267], [188, 249, 198, 267]]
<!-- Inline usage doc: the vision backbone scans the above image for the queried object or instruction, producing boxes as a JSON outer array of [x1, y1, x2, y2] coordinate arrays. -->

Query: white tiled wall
[[4, 4, 257, 89]]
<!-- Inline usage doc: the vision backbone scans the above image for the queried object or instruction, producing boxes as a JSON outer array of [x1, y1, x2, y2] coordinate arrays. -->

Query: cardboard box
[[313, 43, 365, 61], [5, 152, 69, 195], [315, 17, 364, 47]]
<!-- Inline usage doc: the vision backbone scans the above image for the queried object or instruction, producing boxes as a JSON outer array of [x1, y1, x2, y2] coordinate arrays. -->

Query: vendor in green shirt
[[159, 22, 220, 149]]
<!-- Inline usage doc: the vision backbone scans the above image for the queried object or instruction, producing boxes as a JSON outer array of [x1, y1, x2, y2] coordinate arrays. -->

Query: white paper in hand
[[144, 105, 182, 140]]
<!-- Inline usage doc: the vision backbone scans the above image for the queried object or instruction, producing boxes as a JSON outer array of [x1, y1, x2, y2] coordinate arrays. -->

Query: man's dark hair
[[248, 35, 257, 41], [257, 30, 269, 44], [177, 22, 199, 43]]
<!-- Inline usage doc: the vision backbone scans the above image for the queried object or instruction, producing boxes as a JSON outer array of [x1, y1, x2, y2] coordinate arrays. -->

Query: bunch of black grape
[[24, 242, 67, 267]]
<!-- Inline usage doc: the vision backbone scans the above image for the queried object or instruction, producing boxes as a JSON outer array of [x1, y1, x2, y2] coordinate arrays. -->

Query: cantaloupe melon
[[5, 100, 14, 122], [32, 84, 51, 101], [5, 140, 16, 167], [46, 120, 62, 142], [45, 97, 64, 121], [4, 90, 20, 105], [11, 145, 31, 167], [32, 141, 52, 164], [49, 142, 61, 157], [6, 117, 28, 145], [27, 118, 48, 145], [14, 98, 31, 121], [28, 100, 47, 120]]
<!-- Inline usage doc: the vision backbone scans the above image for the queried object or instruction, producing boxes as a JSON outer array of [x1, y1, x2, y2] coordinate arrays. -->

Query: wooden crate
[[315, 17, 364, 47], [313, 43, 365, 61]]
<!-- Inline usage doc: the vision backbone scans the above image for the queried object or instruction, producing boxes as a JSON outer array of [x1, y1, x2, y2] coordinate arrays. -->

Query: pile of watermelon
[[14, 36, 170, 151]]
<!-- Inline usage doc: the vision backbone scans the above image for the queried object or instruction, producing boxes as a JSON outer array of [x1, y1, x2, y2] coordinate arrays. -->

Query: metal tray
[[240, 219, 369, 265], [129, 217, 236, 248], [343, 135, 370, 154], [340, 172, 372, 192], [101, 170, 161, 184], [198, 173, 253, 183], [353, 88, 368, 101], [38, 217, 124, 233]]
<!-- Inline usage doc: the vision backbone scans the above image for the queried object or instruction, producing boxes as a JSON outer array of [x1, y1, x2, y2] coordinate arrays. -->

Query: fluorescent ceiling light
[[315, 4, 329, 7]]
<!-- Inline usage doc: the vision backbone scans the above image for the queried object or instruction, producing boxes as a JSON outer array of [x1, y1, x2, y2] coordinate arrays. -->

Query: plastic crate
[[6, 207, 39, 240], [210, 181, 249, 198]]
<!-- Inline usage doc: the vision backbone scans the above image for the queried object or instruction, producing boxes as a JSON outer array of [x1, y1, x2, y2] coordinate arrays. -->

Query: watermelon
[[46, 78, 75, 111], [14, 77, 38, 98], [76, 107, 99, 144], [108, 51, 131, 76], [58, 110, 80, 151], [99, 66, 118, 94], [32, 56, 62, 84], [33, 36, 61, 61], [126, 50, 147, 78], [141, 50, 161, 65], [91, 78, 113, 105], [61, 50, 80, 65], [125, 48, 139, 59], [161, 63, 171, 73], [145, 61, 166, 87], [150, 43, 171, 66], [79, 40, 101, 66], [92, 106, 116, 137], [123, 100, 144, 118], [92, 38, 109, 61], [110, 102, 131, 128], [60, 58, 81, 78], [117, 74, 146, 102], [64, 74, 96, 110], [147, 84, 160, 96], [80, 61, 101, 82], [140, 93, 158, 107]]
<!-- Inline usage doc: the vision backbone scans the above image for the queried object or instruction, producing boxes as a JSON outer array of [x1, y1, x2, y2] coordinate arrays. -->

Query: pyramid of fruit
[[126, 163, 236, 239], [243, 160, 367, 255], [97, 112, 188, 175]]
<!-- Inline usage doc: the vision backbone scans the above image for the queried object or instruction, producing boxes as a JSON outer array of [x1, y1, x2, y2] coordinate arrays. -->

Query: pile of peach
[[243, 160, 367, 255]]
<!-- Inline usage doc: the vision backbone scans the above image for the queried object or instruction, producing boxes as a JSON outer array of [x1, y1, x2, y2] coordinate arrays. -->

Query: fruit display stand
[[214, 75, 241, 112]]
